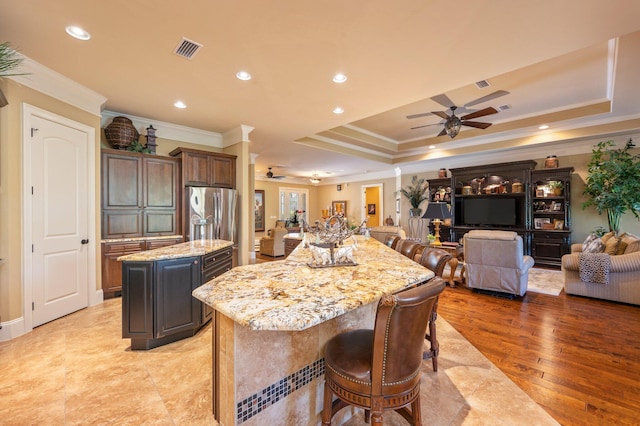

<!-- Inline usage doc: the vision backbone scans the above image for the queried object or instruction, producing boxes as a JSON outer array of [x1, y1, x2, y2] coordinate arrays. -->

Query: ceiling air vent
[[498, 104, 512, 111], [475, 80, 491, 89], [173, 37, 203, 59]]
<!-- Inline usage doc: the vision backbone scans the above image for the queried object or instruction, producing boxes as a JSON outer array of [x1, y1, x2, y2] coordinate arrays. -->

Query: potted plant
[[547, 180, 564, 196], [0, 41, 25, 107], [582, 139, 640, 234], [399, 175, 429, 216]]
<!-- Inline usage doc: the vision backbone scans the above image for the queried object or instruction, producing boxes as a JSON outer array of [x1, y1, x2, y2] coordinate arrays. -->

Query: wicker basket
[[104, 116, 139, 150]]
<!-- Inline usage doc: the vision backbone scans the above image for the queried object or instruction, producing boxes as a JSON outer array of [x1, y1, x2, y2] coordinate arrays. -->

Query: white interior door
[[31, 115, 89, 327]]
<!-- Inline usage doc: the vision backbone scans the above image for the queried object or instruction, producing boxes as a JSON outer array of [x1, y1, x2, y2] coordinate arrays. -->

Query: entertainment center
[[436, 160, 573, 267]]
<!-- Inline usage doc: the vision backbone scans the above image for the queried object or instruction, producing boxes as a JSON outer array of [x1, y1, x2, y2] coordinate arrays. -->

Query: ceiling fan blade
[[437, 128, 448, 137], [463, 90, 510, 107], [432, 111, 450, 119], [410, 123, 440, 130], [431, 93, 455, 109], [406, 112, 432, 120], [461, 106, 497, 120], [461, 121, 492, 129]]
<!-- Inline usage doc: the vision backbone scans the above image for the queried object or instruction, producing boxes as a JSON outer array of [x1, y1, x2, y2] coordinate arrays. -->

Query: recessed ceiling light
[[65, 26, 91, 41], [539, 125, 549, 130], [333, 107, 344, 114], [429, 145, 436, 149], [236, 71, 252, 81], [174, 101, 187, 109], [332, 73, 347, 83]]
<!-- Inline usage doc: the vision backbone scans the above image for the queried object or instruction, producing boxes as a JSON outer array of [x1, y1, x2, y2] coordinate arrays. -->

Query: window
[[279, 187, 308, 221]]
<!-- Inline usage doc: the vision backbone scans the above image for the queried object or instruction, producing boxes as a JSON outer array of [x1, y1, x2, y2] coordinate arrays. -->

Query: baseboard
[[91, 288, 104, 306], [0, 316, 26, 342]]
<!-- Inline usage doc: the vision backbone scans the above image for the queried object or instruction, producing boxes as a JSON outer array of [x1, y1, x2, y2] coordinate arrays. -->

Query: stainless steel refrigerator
[[187, 186, 238, 243]]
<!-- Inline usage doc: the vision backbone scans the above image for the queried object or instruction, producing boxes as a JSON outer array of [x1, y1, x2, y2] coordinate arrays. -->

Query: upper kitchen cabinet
[[101, 149, 180, 238], [169, 147, 237, 188]]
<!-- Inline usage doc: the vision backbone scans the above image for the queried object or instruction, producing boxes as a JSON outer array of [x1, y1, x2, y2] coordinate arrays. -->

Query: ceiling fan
[[265, 167, 286, 179], [408, 90, 509, 139]]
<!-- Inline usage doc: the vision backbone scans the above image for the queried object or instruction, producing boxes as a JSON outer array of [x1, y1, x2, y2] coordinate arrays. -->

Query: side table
[[429, 243, 464, 287]]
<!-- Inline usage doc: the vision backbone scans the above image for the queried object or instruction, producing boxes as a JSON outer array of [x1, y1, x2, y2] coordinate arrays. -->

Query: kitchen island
[[119, 239, 233, 350], [193, 236, 434, 425]]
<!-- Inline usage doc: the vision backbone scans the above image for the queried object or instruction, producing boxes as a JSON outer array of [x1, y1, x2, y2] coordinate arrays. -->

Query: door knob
[[81, 239, 89, 244]]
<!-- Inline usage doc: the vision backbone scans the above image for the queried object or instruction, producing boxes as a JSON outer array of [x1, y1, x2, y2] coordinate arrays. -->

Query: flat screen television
[[462, 197, 517, 227]]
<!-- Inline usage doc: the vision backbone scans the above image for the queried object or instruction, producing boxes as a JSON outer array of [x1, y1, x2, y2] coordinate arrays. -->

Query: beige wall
[[254, 180, 319, 237], [0, 79, 101, 322]]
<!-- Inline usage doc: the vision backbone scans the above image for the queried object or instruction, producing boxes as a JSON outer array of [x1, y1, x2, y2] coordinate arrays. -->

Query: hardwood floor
[[437, 285, 640, 425]]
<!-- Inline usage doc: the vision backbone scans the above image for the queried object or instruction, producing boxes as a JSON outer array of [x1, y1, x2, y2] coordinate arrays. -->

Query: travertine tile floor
[[0, 298, 558, 425]]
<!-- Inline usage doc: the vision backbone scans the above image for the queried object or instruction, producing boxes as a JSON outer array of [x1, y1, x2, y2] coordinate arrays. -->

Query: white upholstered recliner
[[463, 230, 534, 297], [259, 224, 288, 257]]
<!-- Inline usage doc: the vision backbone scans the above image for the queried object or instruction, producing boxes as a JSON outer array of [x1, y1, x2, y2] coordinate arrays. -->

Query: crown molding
[[10, 54, 107, 117], [101, 110, 224, 147]]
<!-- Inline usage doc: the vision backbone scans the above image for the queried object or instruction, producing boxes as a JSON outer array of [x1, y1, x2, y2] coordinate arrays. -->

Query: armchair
[[463, 230, 534, 297], [259, 225, 288, 257]]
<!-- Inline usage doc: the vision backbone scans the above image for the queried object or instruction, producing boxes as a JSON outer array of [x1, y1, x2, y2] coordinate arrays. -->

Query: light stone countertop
[[117, 239, 234, 261], [101, 235, 183, 244], [192, 236, 434, 331]]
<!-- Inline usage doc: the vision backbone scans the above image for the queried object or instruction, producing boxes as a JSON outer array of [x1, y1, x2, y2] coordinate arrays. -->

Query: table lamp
[[422, 202, 452, 246]]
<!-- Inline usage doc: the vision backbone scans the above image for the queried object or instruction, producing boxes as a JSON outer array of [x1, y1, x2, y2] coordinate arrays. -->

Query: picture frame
[[332, 200, 347, 215], [367, 203, 376, 215], [254, 190, 265, 232], [536, 187, 545, 197], [534, 217, 551, 229], [553, 219, 564, 230], [552, 202, 562, 211]]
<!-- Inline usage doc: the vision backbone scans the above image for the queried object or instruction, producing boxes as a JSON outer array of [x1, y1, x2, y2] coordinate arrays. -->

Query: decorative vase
[[409, 208, 422, 217], [408, 208, 423, 240], [104, 116, 139, 150], [545, 155, 559, 168]]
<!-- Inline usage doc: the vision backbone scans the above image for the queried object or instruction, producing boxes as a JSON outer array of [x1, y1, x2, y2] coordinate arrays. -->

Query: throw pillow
[[601, 231, 616, 244], [603, 236, 620, 255], [616, 240, 628, 255], [582, 233, 605, 253], [620, 233, 640, 254]]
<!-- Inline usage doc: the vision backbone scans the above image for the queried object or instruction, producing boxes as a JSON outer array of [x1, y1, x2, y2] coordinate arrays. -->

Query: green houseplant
[[0, 41, 25, 107], [582, 139, 640, 234], [399, 175, 429, 216]]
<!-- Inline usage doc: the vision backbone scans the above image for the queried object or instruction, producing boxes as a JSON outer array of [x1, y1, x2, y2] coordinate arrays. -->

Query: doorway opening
[[361, 184, 383, 227]]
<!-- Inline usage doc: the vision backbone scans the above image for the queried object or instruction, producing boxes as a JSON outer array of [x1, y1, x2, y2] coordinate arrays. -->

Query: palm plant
[[582, 139, 640, 234], [399, 175, 429, 211], [0, 41, 24, 107], [0, 42, 23, 77]]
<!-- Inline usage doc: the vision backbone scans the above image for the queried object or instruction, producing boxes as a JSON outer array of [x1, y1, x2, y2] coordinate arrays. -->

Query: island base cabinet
[[122, 257, 203, 350]]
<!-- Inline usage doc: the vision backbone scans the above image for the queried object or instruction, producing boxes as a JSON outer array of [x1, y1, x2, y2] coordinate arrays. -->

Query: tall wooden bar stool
[[384, 235, 400, 249], [322, 277, 446, 425], [394, 239, 421, 260], [418, 248, 453, 372]]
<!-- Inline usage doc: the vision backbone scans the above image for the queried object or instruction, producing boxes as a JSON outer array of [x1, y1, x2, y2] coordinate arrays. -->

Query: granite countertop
[[102, 235, 183, 244], [118, 239, 234, 261], [192, 236, 434, 331]]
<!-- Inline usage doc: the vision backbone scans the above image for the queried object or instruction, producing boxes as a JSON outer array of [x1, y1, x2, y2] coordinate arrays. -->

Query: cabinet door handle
[[194, 260, 199, 265], [81, 239, 89, 245]]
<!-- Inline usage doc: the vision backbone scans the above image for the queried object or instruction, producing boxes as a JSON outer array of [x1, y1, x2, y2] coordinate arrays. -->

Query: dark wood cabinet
[[449, 160, 536, 248], [101, 149, 180, 239], [101, 237, 183, 298], [530, 167, 574, 267], [122, 246, 232, 350], [169, 147, 237, 189], [427, 178, 452, 242]]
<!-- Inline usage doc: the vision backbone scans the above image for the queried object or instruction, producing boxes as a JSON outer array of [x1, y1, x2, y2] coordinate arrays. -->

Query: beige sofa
[[562, 236, 640, 305], [463, 230, 534, 297], [369, 226, 406, 244]]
